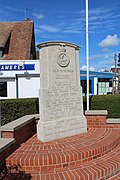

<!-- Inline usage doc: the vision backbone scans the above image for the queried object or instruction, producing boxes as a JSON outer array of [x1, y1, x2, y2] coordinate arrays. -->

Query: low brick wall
[[0, 138, 15, 172], [1, 114, 39, 147], [0, 114, 39, 174], [85, 110, 120, 129]]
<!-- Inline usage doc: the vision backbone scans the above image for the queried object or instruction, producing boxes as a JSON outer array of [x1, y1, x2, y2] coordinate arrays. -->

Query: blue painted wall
[[80, 70, 115, 95]]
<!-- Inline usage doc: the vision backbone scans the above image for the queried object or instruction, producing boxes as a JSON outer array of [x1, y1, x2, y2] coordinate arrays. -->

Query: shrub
[[0, 98, 39, 125], [83, 94, 120, 118], [91, 95, 120, 118], [1, 95, 120, 126]]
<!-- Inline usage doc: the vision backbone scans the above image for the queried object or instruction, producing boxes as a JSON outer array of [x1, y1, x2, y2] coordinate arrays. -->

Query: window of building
[[0, 49, 3, 58], [0, 82, 7, 97], [81, 80, 92, 94], [98, 78, 112, 95], [0, 47, 4, 58]]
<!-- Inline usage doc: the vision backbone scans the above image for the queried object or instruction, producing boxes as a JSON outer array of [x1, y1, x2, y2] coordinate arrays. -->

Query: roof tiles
[[0, 21, 36, 60]]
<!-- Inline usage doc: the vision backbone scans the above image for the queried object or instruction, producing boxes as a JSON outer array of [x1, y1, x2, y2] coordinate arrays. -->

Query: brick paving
[[5, 128, 120, 179]]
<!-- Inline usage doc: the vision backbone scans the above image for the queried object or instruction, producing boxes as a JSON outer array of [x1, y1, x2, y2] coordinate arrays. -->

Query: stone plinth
[[37, 41, 87, 142]]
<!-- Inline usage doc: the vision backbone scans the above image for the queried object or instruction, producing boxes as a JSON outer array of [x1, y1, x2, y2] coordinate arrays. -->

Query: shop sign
[[0, 64, 35, 71]]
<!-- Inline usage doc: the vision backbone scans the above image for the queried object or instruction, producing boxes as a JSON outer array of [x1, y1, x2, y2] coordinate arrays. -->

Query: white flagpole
[[86, 0, 89, 110]]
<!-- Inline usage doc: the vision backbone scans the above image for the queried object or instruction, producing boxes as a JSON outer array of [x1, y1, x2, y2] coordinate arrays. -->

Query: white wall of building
[[7, 81, 16, 99], [18, 78, 39, 98], [0, 60, 40, 99], [94, 77, 98, 95]]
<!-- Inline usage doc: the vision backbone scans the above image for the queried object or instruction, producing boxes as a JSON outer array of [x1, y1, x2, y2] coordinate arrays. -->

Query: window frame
[[0, 81, 7, 97]]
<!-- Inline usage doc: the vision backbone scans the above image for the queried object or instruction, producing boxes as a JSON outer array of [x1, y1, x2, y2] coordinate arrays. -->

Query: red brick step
[[31, 143, 120, 179], [6, 128, 120, 179]]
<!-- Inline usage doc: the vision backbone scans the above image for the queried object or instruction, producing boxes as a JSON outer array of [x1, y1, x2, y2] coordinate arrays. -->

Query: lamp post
[[86, 0, 89, 110]]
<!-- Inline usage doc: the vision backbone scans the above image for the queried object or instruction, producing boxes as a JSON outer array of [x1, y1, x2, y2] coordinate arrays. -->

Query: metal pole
[[25, 8, 31, 20], [0, 101, 1, 137], [86, 0, 89, 110], [114, 52, 117, 92], [16, 75, 19, 99]]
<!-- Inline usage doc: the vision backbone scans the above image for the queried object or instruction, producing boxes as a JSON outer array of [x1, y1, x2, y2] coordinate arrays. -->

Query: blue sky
[[0, 0, 120, 71]]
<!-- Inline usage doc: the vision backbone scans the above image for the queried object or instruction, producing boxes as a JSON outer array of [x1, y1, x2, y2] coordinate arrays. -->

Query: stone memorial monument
[[37, 41, 87, 142]]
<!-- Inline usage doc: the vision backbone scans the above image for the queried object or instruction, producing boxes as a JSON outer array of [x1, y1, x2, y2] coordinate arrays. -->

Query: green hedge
[[0, 98, 39, 125], [83, 94, 120, 118], [1, 95, 120, 125]]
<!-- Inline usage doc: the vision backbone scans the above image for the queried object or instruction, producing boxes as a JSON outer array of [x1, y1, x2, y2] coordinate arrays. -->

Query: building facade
[[0, 20, 38, 99], [81, 70, 114, 96], [0, 60, 40, 99], [0, 60, 115, 99]]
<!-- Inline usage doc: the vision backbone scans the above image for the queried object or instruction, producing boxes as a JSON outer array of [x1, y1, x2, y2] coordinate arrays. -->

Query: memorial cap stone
[[37, 41, 87, 142]]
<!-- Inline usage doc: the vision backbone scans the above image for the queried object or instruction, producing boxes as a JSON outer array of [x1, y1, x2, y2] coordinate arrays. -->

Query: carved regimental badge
[[57, 53, 70, 67], [57, 45, 70, 67]]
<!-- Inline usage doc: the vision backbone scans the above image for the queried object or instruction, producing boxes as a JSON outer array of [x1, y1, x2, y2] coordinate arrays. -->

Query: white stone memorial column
[[37, 41, 87, 142]]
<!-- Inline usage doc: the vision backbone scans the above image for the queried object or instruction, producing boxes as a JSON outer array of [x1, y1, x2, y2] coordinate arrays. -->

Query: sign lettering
[[0, 64, 35, 71]]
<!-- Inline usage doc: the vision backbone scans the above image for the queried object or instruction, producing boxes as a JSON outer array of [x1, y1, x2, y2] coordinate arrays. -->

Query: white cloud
[[102, 48, 111, 52], [6, 7, 23, 13], [79, 8, 119, 33], [80, 65, 95, 71], [33, 12, 44, 19], [63, 29, 81, 34], [89, 66, 95, 71], [40, 25, 59, 32], [37, 33, 64, 39], [104, 54, 112, 59], [99, 34, 120, 47], [80, 65, 86, 70], [33, 6, 120, 37], [89, 54, 101, 60]]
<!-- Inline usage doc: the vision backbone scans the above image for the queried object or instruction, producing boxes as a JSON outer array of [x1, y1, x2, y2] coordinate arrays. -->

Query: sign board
[[0, 64, 35, 71]]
